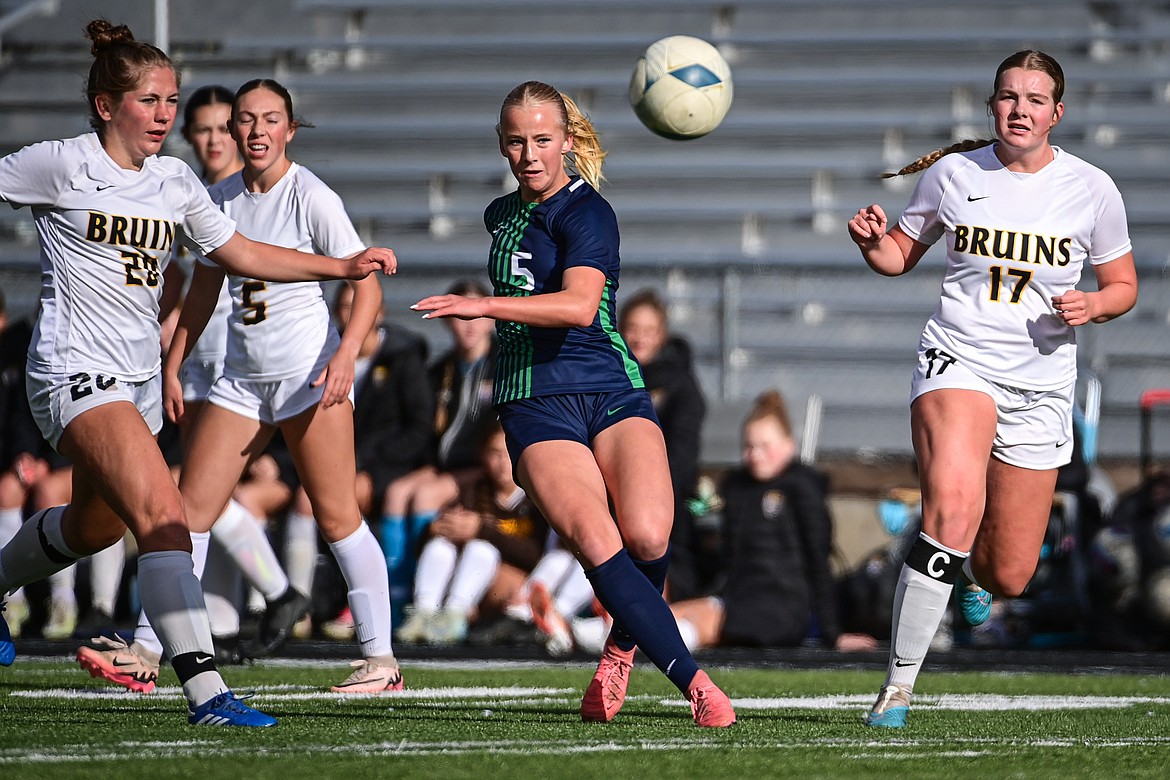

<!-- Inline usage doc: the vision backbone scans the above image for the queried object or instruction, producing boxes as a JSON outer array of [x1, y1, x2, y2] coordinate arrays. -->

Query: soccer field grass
[[2, 657, 1169, 779]]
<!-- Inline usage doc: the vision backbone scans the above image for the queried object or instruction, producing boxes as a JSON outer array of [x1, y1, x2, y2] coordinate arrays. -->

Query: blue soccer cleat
[[957, 576, 993, 627], [0, 603, 15, 667], [188, 691, 277, 727], [864, 684, 910, 728]]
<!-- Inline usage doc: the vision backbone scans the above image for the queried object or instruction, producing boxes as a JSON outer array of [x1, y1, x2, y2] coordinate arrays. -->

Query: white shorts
[[910, 344, 1074, 471], [26, 368, 163, 450], [207, 371, 352, 426], [180, 357, 225, 402]]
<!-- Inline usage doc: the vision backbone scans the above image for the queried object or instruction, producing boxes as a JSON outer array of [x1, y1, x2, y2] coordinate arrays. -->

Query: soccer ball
[[629, 35, 733, 140]]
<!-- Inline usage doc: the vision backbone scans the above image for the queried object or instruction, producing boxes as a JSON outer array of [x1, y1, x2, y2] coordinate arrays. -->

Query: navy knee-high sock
[[587, 548, 697, 692], [610, 546, 670, 651]]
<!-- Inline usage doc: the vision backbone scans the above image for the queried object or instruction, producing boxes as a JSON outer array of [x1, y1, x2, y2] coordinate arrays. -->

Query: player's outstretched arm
[[413, 266, 604, 327], [208, 232, 397, 282]]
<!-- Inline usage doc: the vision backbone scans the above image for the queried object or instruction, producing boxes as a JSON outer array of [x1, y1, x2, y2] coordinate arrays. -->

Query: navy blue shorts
[[497, 388, 660, 466]]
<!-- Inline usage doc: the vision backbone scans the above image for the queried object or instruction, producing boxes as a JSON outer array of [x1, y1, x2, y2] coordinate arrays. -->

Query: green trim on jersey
[[488, 196, 538, 404], [598, 279, 645, 389]]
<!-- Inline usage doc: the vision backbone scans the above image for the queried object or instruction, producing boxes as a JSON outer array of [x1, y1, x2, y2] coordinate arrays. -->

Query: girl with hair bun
[[413, 81, 735, 728], [0, 19, 395, 727]]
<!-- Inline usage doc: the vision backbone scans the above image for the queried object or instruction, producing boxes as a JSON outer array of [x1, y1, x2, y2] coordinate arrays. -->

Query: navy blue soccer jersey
[[484, 177, 644, 404]]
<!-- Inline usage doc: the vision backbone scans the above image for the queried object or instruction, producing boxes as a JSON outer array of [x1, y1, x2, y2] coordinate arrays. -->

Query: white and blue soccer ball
[[629, 35, 733, 140]]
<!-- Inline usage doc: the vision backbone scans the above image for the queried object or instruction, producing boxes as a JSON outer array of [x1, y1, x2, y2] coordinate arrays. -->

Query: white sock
[[210, 499, 288, 600], [246, 587, 266, 614], [413, 537, 458, 613], [676, 617, 700, 653], [132, 612, 163, 658], [48, 563, 77, 605], [886, 535, 968, 690], [328, 522, 393, 658], [0, 507, 22, 545], [202, 541, 242, 638], [529, 548, 575, 591], [89, 536, 126, 615], [444, 539, 500, 613], [0, 507, 79, 592], [284, 511, 318, 596], [553, 559, 593, 618], [0, 507, 22, 603]]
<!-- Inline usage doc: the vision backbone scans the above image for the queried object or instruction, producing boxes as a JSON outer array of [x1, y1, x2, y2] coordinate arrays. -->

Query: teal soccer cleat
[[865, 685, 911, 728], [957, 576, 993, 627]]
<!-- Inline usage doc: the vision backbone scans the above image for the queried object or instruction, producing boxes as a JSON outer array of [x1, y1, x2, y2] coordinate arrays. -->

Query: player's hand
[[163, 370, 185, 424], [411, 294, 489, 321], [312, 351, 356, 408], [1052, 289, 1092, 326], [344, 247, 398, 279], [847, 204, 888, 250]]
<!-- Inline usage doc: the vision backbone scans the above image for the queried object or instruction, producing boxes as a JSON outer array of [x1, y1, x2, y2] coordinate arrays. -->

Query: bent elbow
[[572, 310, 598, 328]]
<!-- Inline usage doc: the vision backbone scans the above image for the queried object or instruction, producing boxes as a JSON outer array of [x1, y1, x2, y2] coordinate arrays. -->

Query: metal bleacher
[[1, 0, 1168, 464]]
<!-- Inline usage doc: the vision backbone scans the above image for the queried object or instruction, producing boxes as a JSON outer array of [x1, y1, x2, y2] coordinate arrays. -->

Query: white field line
[[14, 684, 1170, 713], [5, 735, 1170, 765]]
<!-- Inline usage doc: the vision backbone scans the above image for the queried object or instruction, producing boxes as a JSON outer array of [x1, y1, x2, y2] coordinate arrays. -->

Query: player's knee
[[981, 567, 1033, 599], [131, 494, 190, 552], [623, 524, 671, 561], [922, 501, 980, 548]]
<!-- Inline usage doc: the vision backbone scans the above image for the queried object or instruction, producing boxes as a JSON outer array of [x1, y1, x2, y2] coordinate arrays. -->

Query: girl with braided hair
[[413, 81, 735, 728], [847, 50, 1137, 728]]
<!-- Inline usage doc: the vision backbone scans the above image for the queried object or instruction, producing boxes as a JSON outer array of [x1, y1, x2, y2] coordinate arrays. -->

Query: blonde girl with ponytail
[[414, 81, 736, 728]]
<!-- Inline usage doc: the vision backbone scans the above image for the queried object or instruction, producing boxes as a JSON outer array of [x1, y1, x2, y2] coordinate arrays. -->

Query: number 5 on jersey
[[242, 280, 267, 325]]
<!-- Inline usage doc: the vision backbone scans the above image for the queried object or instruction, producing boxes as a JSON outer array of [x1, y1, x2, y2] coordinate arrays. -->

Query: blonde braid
[[560, 92, 607, 190], [881, 138, 995, 179]]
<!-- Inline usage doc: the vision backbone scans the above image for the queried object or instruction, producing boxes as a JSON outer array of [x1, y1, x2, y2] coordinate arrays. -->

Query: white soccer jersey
[[899, 144, 1131, 390], [206, 162, 365, 381], [0, 134, 237, 381]]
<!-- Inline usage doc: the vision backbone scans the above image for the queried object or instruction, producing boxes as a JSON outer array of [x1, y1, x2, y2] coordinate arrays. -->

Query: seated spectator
[[618, 289, 706, 600], [380, 279, 497, 621], [669, 390, 874, 652], [474, 533, 597, 657], [396, 421, 547, 645]]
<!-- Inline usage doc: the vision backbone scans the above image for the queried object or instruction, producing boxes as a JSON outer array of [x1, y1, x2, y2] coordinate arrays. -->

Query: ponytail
[[560, 92, 607, 189], [882, 139, 995, 179]]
